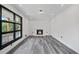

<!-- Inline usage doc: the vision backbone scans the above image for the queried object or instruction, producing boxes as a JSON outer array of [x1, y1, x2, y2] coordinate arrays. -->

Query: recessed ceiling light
[[39, 10, 43, 13]]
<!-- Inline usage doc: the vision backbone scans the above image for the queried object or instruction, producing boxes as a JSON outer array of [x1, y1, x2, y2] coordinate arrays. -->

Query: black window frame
[[0, 5, 22, 50]]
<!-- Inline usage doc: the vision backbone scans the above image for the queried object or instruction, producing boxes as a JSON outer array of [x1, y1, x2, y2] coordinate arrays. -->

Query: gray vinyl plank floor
[[11, 36, 77, 54]]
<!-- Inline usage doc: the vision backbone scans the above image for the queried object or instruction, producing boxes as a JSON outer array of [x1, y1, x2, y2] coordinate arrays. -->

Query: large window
[[0, 5, 22, 50]]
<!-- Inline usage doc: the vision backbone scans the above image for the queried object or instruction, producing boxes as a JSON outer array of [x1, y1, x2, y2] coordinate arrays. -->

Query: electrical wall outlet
[[25, 35, 27, 37]]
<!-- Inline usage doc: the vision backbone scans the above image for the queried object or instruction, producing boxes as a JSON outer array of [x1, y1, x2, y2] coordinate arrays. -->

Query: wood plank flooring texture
[[9, 36, 77, 54]]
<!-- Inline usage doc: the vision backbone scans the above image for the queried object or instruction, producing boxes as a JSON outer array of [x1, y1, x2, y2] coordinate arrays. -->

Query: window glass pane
[[15, 15, 21, 23], [15, 31, 21, 39], [2, 33, 13, 45], [2, 22, 14, 32], [15, 24, 21, 30], [2, 8, 14, 22], [2, 22, 7, 32]]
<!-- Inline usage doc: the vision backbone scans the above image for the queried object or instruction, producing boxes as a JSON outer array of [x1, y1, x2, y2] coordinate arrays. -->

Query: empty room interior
[[0, 4, 79, 54]]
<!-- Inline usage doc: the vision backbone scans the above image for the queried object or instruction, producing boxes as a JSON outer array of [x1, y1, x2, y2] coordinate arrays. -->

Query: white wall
[[28, 20, 51, 36], [51, 5, 79, 53], [0, 4, 29, 54]]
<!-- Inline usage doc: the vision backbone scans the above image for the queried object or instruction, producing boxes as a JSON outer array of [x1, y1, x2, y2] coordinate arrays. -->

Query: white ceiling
[[12, 4, 72, 20]]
